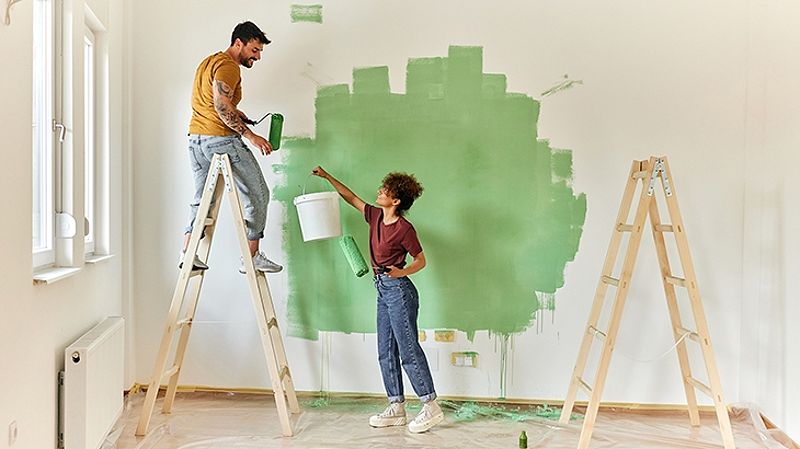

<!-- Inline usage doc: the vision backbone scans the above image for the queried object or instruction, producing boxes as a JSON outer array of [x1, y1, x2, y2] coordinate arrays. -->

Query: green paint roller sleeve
[[339, 235, 369, 277], [269, 113, 283, 150]]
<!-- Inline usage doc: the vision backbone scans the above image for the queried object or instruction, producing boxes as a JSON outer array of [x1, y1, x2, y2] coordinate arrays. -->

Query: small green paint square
[[291, 4, 323, 24]]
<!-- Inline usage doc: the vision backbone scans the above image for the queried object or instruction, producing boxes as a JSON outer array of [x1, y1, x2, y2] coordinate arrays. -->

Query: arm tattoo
[[213, 80, 248, 135]]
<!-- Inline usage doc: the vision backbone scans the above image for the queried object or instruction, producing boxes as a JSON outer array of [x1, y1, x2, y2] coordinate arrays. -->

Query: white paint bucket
[[293, 192, 342, 242]]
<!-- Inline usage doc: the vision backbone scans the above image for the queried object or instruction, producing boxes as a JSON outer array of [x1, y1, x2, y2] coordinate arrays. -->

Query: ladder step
[[601, 275, 620, 287], [632, 170, 648, 179], [616, 224, 635, 232], [665, 276, 686, 287], [587, 325, 607, 341], [655, 224, 674, 232], [162, 365, 180, 382], [685, 376, 713, 398], [675, 326, 701, 343], [204, 218, 214, 226], [577, 378, 593, 395], [267, 317, 278, 328], [279, 365, 291, 381], [189, 269, 204, 278]]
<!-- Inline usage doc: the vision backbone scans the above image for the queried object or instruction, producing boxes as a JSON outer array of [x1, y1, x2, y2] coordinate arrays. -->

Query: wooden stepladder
[[136, 154, 299, 437], [559, 157, 736, 449]]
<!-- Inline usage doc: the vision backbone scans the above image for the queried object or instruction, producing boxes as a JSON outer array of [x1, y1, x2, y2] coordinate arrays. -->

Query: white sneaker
[[178, 251, 209, 270], [408, 400, 444, 433], [239, 251, 283, 274], [369, 402, 407, 428]]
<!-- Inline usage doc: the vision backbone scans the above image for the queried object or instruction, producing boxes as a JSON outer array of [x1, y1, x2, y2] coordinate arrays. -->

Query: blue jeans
[[375, 274, 437, 404], [185, 134, 269, 240]]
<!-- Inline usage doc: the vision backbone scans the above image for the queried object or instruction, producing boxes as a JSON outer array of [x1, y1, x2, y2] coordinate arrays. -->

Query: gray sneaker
[[369, 402, 407, 427], [408, 400, 444, 433], [239, 251, 283, 274], [178, 251, 208, 270]]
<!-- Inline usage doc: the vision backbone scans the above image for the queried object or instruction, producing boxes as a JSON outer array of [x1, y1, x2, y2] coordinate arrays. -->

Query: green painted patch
[[290, 4, 323, 24], [274, 46, 586, 339]]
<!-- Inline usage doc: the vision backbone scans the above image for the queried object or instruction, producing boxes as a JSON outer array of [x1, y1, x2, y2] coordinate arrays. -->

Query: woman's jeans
[[184, 134, 269, 240], [374, 274, 437, 404]]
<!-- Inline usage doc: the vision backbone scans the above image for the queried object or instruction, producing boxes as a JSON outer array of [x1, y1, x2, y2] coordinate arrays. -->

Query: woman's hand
[[385, 266, 406, 278], [312, 166, 330, 179]]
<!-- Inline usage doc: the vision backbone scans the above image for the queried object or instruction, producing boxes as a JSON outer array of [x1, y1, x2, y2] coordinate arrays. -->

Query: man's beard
[[241, 57, 255, 68]]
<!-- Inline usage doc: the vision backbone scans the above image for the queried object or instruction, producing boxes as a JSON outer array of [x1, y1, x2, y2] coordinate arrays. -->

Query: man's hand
[[244, 130, 273, 156], [311, 166, 330, 179]]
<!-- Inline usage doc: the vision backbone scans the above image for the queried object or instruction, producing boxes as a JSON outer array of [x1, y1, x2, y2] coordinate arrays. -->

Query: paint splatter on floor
[[274, 46, 586, 340]]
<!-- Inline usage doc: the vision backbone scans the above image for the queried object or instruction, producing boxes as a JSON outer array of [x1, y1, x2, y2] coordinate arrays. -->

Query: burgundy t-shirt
[[364, 204, 423, 270]]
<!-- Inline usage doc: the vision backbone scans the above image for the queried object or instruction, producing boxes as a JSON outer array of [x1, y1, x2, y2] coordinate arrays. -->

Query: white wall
[[112, 0, 793, 443], [130, 0, 739, 400], [0, 0, 128, 448], [740, 1, 800, 440]]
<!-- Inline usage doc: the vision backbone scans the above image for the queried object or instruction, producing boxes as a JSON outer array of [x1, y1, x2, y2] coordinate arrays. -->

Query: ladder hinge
[[646, 158, 673, 197]]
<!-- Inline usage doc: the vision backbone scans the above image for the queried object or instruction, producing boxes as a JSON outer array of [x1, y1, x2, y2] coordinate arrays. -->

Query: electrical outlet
[[8, 420, 18, 446]]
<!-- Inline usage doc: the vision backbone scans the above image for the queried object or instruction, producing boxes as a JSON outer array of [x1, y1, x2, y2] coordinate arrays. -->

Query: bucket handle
[[300, 173, 335, 196]]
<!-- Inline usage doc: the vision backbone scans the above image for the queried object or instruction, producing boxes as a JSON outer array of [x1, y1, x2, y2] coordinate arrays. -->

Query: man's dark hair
[[231, 21, 271, 46], [381, 172, 424, 217]]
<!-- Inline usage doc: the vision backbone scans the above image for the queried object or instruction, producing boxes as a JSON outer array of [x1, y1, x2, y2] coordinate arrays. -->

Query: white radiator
[[62, 317, 125, 449]]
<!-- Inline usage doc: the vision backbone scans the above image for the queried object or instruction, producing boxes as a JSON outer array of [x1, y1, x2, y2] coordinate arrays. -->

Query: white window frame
[[32, 0, 56, 268], [83, 28, 96, 255], [83, 5, 110, 258]]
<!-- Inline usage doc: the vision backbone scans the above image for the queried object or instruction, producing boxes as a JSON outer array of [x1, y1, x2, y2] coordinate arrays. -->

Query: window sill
[[85, 254, 114, 264], [33, 266, 82, 285]]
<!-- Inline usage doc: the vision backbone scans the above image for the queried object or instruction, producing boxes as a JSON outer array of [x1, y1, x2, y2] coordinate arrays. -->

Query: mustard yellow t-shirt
[[188, 52, 242, 136]]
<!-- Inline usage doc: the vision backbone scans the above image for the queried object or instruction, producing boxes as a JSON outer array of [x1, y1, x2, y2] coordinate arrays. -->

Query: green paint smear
[[290, 4, 323, 24], [275, 46, 587, 339], [301, 397, 582, 422], [541, 75, 584, 97], [440, 400, 582, 422]]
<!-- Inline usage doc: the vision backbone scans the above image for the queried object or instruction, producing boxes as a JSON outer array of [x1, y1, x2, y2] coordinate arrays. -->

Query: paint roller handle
[[240, 111, 271, 126]]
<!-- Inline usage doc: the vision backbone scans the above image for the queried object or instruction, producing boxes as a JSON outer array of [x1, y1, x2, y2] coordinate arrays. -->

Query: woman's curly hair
[[381, 172, 424, 216]]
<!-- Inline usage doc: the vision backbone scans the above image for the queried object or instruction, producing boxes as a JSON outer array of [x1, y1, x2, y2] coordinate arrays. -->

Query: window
[[32, 0, 55, 267], [33, 1, 110, 271]]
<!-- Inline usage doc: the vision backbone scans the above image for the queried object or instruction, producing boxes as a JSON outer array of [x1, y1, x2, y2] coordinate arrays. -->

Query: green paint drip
[[499, 334, 511, 399], [290, 4, 323, 24], [276, 46, 587, 338]]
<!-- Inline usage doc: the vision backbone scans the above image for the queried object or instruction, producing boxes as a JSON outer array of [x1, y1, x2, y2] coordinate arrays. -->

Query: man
[[181, 21, 282, 274]]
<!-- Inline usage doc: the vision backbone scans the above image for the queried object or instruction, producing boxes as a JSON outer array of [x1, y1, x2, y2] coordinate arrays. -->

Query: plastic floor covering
[[106, 391, 796, 449]]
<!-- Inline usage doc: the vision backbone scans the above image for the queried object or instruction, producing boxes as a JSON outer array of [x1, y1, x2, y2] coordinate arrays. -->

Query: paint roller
[[243, 112, 284, 150], [339, 234, 369, 277]]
